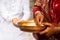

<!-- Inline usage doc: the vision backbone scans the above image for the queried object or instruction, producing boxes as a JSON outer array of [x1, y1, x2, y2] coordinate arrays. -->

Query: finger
[[42, 22, 53, 27], [33, 33, 39, 39], [39, 23, 44, 26], [39, 27, 50, 35], [43, 22, 51, 25]]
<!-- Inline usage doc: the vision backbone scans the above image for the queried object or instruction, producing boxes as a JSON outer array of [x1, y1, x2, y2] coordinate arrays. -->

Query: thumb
[[39, 27, 50, 35], [42, 22, 54, 27]]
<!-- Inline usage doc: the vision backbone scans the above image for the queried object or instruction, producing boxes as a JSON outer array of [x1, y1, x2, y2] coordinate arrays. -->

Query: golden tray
[[17, 20, 46, 33]]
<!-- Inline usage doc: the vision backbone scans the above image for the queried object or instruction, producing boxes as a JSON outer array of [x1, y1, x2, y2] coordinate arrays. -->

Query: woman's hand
[[34, 11, 44, 26], [39, 23, 59, 37], [12, 18, 20, 27]]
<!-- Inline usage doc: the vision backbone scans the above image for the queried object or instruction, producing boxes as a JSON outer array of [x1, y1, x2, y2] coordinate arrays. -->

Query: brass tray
[[17, 20, 46, 33]]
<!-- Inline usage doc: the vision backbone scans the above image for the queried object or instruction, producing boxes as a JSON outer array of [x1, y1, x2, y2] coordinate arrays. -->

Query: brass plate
[[17, 21, 46, 33]]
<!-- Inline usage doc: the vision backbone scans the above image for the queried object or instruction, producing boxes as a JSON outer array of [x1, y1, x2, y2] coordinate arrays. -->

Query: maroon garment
[[53, 0, 60, 40], [49, 0, 60, 25], [33, 6, 49, 40], [33, 6, 41, 14], [33, 6, 41, 18], [53, 0, 60, 23], [49, 0, 57, 25], [33, 5, 51, 22], [33, 0, 60, 40]]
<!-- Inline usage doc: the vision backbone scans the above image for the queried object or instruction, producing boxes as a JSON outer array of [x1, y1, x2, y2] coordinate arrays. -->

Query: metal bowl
[[17, 21, 46, 33]]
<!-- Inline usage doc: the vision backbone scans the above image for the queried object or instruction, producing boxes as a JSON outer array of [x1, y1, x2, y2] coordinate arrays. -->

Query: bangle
[[35, 13, 39, 16]]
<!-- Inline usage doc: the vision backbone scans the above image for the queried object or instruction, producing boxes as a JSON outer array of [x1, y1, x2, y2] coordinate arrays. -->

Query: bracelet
[[35, 13, 39, 16]]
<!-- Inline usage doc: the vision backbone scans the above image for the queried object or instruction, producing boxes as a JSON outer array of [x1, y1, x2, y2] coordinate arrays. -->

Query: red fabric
[[33, 0, 60, 40], [33, 7, 41, 14], [54, 0, 60, 22], [33, 0, 60, 25], [49, 0, 60, 40], [53, 0, 60, 40], [33, 6, 41, 18], [49, 0, 58, 25], [49, 0, 60, 25]]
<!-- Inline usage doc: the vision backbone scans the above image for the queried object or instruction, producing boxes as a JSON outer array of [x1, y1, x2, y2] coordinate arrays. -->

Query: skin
[[12, 18, 21, 27], [39, 23, 60, 37], [34, 11, 44, 26]]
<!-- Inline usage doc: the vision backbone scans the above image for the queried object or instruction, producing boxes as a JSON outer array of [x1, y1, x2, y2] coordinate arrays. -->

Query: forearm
[[34, 15, 40, 25], [34, 11, 44, 26], [55, 26, 60, 34]]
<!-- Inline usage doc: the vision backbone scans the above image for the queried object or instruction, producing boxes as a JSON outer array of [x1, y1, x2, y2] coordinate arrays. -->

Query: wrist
[[54, 27, 60, 34]]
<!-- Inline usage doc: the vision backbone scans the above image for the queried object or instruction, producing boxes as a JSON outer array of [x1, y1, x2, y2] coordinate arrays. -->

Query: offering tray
[[17, 20, 46, 32]]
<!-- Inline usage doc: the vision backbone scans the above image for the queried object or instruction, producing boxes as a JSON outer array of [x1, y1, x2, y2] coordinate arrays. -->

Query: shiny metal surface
[[17, 21, 46, 33]]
